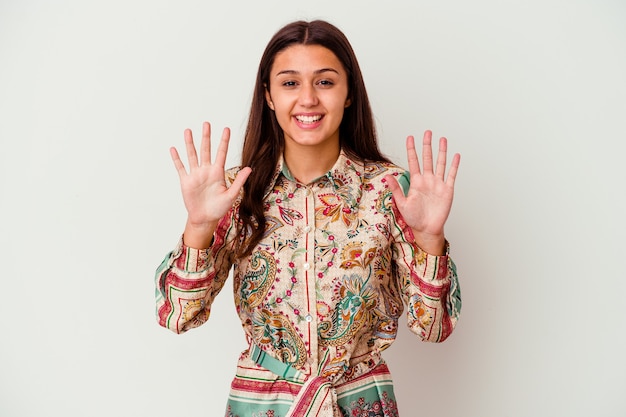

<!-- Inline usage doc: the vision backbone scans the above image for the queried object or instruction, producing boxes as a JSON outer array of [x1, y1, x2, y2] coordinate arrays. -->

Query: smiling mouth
[[295, 115, 323, 124]]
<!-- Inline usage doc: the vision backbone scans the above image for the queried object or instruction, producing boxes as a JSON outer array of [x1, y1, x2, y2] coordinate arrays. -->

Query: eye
[[281, 80, 298, 87], [317, 79, 335, 87]]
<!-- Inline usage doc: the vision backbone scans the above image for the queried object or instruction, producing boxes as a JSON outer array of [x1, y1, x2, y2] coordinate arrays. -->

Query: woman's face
[[265, 44, 351, 153]]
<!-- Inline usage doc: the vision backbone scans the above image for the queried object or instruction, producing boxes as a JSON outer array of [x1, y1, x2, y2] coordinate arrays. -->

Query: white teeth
[[295, 115, 322, 124]]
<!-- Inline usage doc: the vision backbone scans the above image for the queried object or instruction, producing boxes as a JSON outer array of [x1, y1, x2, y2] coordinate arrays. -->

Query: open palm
[[386, 130, 460, 254], [170, 122, 251, 228]]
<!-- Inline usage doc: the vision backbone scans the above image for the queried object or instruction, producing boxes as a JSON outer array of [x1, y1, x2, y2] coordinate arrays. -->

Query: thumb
[[226, 167, 252, 199], [385, 174, 406, 206]]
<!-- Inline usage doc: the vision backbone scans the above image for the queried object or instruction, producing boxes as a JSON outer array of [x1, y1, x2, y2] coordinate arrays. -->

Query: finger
[[435, 137, 448, 180], [200, 122, 212, 166], [184, 128, 199, 169], [405, 136, 421, 176], [214, 127, 231, 169], [445, 153, 461, 186], [422, 130, 434, 174], [227, 166, 252, 199], [169, 147, 187, 177]]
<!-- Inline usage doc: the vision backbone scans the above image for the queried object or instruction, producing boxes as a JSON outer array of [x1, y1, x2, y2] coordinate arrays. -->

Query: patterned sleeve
[[390, 173, 462, 343], [154, 207, 238, 334]]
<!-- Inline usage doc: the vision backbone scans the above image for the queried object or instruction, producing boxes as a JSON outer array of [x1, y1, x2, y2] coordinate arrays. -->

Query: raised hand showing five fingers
[[385, 130, 460, 255], [170, 122, 251, 248]]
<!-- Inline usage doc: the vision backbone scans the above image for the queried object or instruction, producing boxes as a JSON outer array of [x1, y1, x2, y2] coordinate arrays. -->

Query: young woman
[[156, 20, 461, 417]]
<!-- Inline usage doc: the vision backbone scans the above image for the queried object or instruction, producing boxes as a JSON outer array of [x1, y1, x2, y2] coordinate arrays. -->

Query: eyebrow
[[275, 68, 339, 77]]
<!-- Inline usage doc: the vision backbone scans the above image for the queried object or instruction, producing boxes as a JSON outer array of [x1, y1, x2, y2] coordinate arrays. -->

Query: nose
[[298, 83, 319, 107]]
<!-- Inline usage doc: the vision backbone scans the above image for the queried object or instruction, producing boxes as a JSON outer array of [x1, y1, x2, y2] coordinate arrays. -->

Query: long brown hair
[[237, 20, 390, 257]]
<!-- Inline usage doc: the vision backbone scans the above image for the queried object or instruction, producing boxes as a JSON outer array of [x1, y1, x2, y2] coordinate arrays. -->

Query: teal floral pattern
[[340, 391, 399, 417]]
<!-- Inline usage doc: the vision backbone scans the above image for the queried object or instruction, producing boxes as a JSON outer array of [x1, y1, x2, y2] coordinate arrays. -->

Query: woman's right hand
[[170, 122, 251, 248]]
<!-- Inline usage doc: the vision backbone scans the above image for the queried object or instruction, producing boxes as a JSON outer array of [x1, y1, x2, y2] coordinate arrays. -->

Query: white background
[[1, 1, 625, 416]]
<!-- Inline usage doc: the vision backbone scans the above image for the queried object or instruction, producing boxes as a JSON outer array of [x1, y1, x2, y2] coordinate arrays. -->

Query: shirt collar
[[264, 150, 365, 202]]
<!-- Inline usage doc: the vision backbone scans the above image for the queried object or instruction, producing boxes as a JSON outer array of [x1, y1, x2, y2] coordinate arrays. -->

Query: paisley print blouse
[[155, 152, 461, 414]]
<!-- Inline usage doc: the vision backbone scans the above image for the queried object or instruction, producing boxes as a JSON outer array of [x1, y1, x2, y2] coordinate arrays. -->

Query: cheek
[[269, 94, 292, 113], [272, 103, 293, 129], [273, 102, 291, 119], [330, 101, 348, 120], [325, 91, 350, 114]]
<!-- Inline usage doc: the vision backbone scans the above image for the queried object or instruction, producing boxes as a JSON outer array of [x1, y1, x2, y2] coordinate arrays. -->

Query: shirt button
[[303, 263, 310, 270], [304, 225, 312, 233], [305, 314, 313, 322], [306, 188, 312, 196]]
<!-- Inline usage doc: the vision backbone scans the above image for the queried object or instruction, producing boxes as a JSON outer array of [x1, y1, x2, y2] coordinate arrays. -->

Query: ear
[[264, 85, 274, 110], [344, 97, 352, 108]]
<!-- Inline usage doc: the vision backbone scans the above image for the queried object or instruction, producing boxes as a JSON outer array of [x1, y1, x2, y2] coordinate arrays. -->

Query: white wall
[[1, 1, 625, 416]]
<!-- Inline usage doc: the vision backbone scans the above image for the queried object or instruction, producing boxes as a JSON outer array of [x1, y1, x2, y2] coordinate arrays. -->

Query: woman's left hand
[[385, 130, 460, 255]]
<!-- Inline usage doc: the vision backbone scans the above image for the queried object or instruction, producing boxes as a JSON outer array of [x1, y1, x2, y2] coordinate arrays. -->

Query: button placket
[[303, 184, 319, 371]]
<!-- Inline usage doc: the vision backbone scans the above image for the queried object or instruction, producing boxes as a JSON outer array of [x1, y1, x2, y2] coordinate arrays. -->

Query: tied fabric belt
[[250, 344, 341, 417]]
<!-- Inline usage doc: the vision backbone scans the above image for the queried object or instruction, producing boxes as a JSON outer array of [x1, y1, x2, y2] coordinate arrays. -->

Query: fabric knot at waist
[[250, 344, 344, 416]]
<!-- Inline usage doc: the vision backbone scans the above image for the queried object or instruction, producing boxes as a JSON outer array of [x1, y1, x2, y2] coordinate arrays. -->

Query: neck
[[283, 142, 340, 184]]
